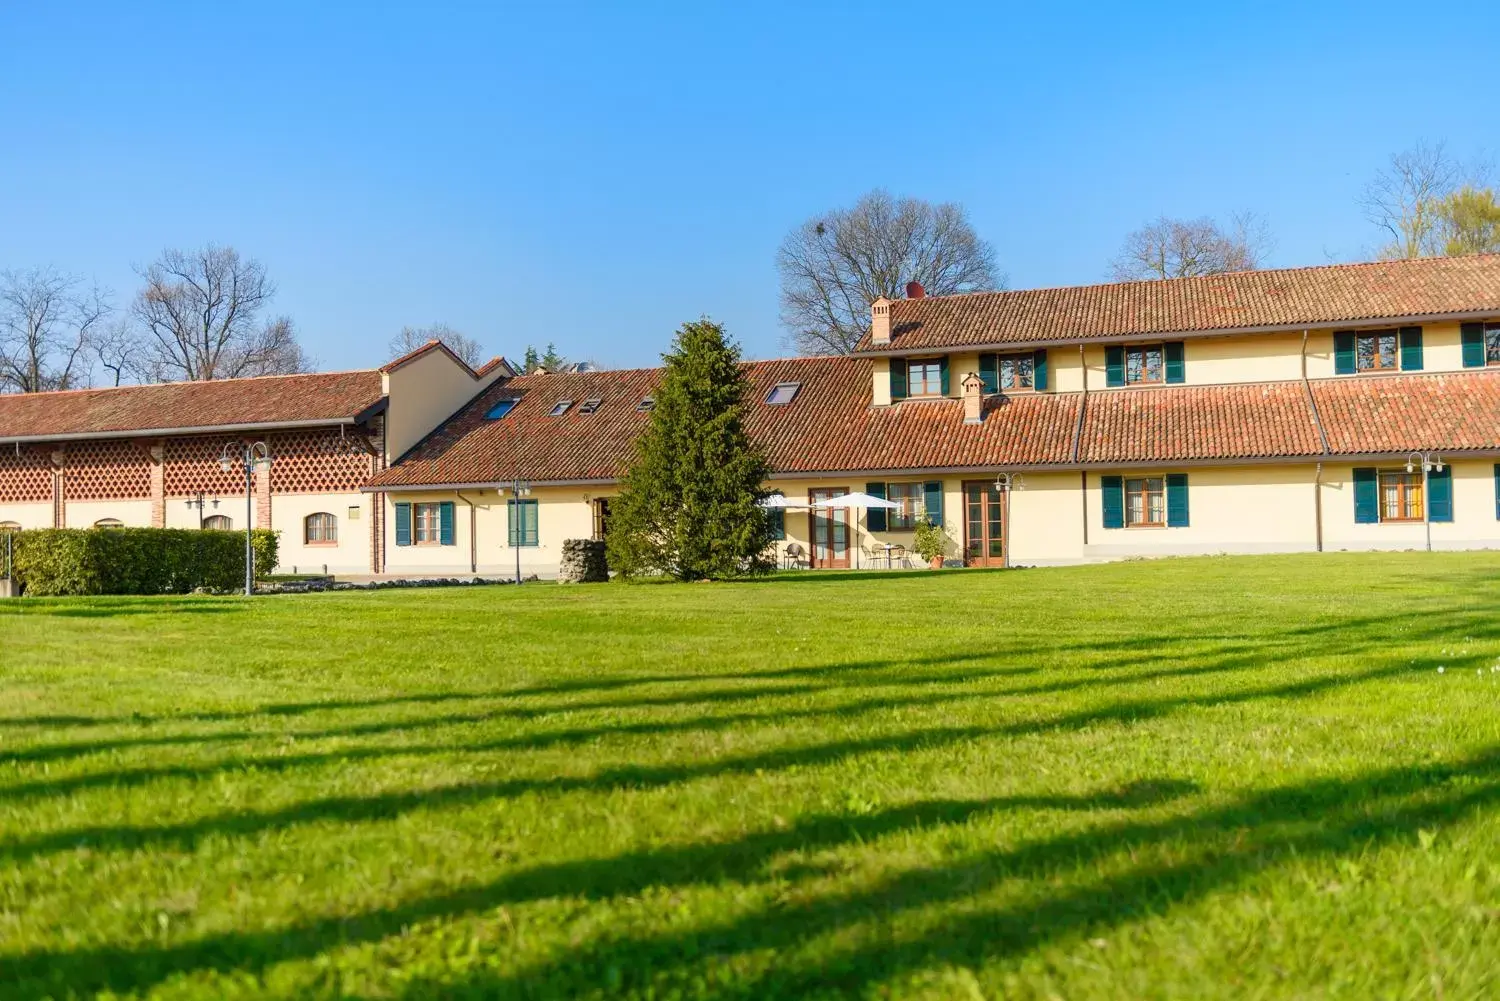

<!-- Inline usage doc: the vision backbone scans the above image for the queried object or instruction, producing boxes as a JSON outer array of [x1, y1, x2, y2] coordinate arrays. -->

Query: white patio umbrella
[[758, 494, 808, 508], [812, 491, 901, 568]]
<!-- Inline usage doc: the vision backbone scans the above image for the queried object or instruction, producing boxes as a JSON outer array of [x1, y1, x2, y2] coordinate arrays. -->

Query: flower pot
[[929, 555, 944, 570]]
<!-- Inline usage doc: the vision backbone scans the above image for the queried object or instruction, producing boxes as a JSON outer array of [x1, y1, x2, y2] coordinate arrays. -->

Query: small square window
[[578, 398, 603, 414], [485, 399, 518, 420], [1356, 331, 1399, 371], [549, 400, 574, 417], [637, 397, 656, 412], [765, 382, 801, 405]]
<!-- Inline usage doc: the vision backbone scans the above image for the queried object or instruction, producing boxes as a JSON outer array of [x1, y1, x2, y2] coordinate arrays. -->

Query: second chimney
[[871, 297, 892, 345], [961, 372, 985, 423], [906, 281, 926, 299]]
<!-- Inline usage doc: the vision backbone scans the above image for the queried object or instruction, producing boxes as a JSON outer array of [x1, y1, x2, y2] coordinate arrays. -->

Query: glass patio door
[[963, 481, 1005, 567], [809, 488, 849, 568]]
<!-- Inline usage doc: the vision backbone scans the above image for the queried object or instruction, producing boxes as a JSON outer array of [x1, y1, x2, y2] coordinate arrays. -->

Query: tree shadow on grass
[[2, 780, 1199, 1000], [407, 744, 1500, 999]]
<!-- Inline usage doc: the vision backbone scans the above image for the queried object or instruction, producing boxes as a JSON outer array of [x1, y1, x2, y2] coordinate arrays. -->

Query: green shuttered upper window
[[906, 358, 946, 397], [1107, 342, 1184, 387], [1460, 323, 1500, 368], [1336, 327, 1423, 374]]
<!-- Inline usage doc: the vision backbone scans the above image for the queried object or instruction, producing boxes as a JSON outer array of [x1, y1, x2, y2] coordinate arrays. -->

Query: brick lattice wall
[[163, 436, 247, 497], [62, 440, 151, 500], [0, 446, 54, 503], [267, 430, 372, 494]]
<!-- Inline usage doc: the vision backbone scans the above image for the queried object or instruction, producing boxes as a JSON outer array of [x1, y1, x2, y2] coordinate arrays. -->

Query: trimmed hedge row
[[9, 528, 279, 596]]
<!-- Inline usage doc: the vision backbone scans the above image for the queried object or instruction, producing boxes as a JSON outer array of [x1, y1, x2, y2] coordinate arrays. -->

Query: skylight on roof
[[578, 398, 603, 414], [485, 399, 518, 420], [549, 399, 574, 417], [765, 382, 801, 406], [636, 397, 656, 412]]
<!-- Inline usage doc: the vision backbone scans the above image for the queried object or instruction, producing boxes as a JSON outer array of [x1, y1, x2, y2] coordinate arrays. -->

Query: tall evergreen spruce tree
[[608, 320, 774, 580]]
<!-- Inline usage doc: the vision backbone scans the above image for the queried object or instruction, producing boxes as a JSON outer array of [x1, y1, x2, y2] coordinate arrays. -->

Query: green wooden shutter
[[438, 501, 455, 546], [922, 481, 943, 527], [978, 353, 998, 394], [527, 501, 539, 545], [1494, 464, 1500, 520], [1334, 331, 1356, 375], [938, 356, 950, 396], [889, 360, 907, 401], [865, 482, 888, 532], [1105, 346, 1125, 387], [1353, 467, 1378, 524], [1399, 326, 1423, 371], [1164, 341, 1185, 384], [770, 506, 785, 541], [1032, 349, 1048, 391], [1427, 465, 1453, 523], [507, 499, 519, 547], [1100, 475, 1124, 529], [394, 503, 412, 546], [1462, 323, 1486, 368], [1166, 473, 1189, 527]]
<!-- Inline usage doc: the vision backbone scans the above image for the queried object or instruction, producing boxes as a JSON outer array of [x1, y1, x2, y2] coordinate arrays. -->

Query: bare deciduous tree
[[1361, 141, 1463, 259], [777, 190, 1003, 355], [133, 245, 309, 381], [387, 323, 487, 370], [0, 268, 110, 393], [1108, 213, 1272, 282], [92, 317, 145, 387]]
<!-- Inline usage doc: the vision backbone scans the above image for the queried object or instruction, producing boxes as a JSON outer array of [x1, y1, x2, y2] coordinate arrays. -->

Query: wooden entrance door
[[963, 481, 1006, 567], [809, 488, 849, 568]]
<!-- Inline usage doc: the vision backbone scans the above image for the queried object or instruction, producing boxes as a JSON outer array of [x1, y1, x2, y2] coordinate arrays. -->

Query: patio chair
[[864, 542, 894, 568], [783, 542, 809, 570]]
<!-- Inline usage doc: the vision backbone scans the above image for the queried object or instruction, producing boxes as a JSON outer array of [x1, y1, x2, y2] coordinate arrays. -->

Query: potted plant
[[912, 517, 948, 569]]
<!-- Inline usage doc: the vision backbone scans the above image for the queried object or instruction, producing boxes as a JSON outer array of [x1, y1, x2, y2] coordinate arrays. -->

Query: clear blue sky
[[2, 1, 1496, 373]]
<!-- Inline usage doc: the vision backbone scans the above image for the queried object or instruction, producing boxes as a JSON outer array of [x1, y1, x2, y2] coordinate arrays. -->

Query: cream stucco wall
[[64, 499, 152, 529], [0, 502, 52, 530], [871, 358, 892, 406], [383, 350, 505, 461], [1084, 465, 1319, 561], [1320, 460, 1500, 552], [382, 486, 597, 578], [273, 492, 372, 574]]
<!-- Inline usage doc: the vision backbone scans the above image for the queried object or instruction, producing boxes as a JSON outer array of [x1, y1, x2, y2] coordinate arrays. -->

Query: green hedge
[[9, 528, 279, 596]]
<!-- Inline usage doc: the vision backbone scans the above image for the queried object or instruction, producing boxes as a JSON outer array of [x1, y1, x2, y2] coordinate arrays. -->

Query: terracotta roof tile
[[1312, 370, 1500, 455], [860, 254, 1500, 352], [1078, 382, 1324, 463], [369, 356, 1079, 487], [0, 371, 386, 442]]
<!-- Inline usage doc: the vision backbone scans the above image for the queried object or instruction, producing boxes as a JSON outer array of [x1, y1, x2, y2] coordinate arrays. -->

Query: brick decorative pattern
[[163, 436, 249, 497], [0, 445, 54, 503], [267, 430, 372, 494], [61, 439, 152, 501]]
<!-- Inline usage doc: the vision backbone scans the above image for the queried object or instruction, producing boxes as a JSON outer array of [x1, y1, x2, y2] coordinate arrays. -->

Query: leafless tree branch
[[387, 323, 487, 370], [0, 268, 112, 392], [1108, 214, 1274, 282]]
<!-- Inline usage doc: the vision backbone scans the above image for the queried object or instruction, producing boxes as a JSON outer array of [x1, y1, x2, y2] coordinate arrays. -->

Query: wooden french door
[[809, 488, 849, 568], [963, 481, 1006, 567]]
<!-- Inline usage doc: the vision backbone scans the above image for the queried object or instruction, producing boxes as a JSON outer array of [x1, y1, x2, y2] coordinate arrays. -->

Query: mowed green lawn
[[3, 554, 1500, 1000]]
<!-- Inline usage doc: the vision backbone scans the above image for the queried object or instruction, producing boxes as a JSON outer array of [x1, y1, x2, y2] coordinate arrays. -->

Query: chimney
[[871, 297, 892, 345], [906, 281, 925, 299], [961, 372, 985, 423]]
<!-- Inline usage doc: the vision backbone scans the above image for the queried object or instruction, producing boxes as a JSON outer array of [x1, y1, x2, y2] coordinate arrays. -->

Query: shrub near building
[[10, 528, 278, 596]]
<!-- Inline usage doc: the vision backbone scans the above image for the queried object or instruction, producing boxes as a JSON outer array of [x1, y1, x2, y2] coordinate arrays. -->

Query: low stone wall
[[558, 538, 608, 583]]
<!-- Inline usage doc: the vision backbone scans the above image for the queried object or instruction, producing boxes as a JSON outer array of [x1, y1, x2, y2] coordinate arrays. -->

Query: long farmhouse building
[[3, 254, 1499, 575]]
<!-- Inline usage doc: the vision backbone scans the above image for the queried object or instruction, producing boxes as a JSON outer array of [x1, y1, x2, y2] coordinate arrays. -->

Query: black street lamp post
[[219, 441, 272, 596]]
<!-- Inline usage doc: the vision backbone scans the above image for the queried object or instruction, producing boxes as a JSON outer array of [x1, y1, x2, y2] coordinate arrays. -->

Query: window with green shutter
[[938, 356, 950, 396], [1164, 341, 1185, 384], [1033, 348, 1048, 391], [1166, 473, 1189, 526], [922, 481, 943, 527], [394, 502, 412, 546], [1105, 346, 1125, 387], [978, 353, 998, 394], [438, 501, 456, 546], [889, 358, 908, 401], [1494, 464, 1500, 520], [1399, 326, 1423, 371], [865, 482, 887, 532], [1352, 467, 1379, 524], [507, 499, 539, 547], [1334, 331, 1356, 375], [1427, 465, 1453, 523], [1100, 475, 1125, 529], [1461, 323, 1486, 368]]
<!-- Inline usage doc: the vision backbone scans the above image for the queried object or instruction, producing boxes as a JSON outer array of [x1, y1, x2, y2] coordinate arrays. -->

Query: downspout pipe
[[1300, 330, 1330, 553], [456, 490, 478, 574], [1075, 343, 1090, 548]]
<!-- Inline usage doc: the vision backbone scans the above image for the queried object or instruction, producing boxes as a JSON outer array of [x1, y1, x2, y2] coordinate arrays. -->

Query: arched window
[[93, 519, 124, 529], [305, 512, 338, 545], [201, 515, 233, 530]]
